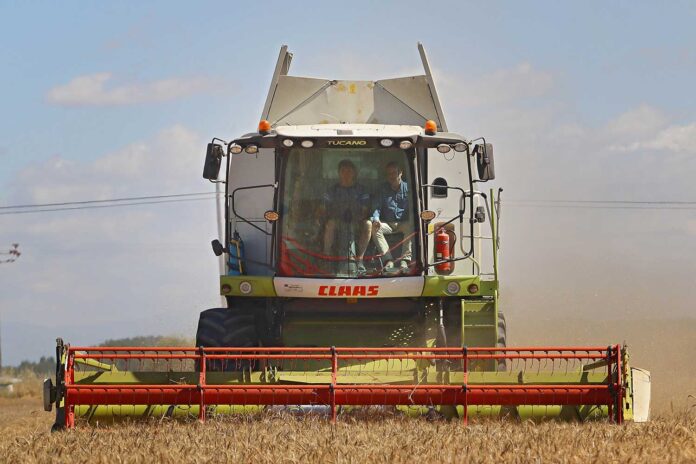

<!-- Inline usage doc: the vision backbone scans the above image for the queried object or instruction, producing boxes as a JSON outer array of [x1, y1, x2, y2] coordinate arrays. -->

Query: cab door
[[227, 148, 276, 276]]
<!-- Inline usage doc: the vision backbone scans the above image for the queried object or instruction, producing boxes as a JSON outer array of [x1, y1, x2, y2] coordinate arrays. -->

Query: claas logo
[[318, 285, 379, 296]]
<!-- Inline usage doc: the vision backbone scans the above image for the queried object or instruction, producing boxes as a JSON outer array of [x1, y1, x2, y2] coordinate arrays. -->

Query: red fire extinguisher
[[435, 227, 452, 273]]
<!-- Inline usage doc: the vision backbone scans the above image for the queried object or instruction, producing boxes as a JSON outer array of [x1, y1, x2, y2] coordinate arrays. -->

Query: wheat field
[[1, 317, 695, 463], [0, 397, 694, 464]]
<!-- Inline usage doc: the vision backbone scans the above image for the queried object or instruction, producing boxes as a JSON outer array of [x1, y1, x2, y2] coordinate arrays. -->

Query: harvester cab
[[201, 44, 502, 352], [44, 44, 651, 429]]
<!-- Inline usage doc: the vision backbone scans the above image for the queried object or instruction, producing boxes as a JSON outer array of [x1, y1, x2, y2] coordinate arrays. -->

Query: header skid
[[261, 43, 448, 131]]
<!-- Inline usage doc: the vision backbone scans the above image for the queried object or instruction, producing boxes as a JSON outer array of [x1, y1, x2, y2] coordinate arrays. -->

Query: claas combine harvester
[[43, 44, 651, 429]]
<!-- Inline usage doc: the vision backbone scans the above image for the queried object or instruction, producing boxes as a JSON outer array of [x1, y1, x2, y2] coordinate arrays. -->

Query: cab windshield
[[278, 147, 419, 278]]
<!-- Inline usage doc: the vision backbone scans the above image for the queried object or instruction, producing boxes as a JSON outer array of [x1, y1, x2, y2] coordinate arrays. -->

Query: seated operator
[[320, 159, 372, 274], [370, 161, 412, 274]]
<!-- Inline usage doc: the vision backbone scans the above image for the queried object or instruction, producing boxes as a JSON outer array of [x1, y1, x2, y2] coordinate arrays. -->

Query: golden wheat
[[1, 397, 694, 464]]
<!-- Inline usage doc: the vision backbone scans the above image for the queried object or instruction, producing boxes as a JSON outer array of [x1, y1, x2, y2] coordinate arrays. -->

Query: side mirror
[[211, 239, 224, 257], [475, 143, 495, 181], [203, 143, 224, 180]]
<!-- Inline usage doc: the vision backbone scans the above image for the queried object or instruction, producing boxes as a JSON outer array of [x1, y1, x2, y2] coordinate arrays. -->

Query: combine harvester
[[43, 44, 651, 429]]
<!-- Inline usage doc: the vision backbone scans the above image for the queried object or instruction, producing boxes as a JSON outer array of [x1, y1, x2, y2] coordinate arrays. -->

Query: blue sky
[[2, 1, 695, 178], [1, 1, 695, 364]]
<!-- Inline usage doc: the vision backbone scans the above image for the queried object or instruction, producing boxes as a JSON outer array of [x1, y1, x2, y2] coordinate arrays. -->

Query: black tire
[[496, 311, 507, 371], [195, 307, 258, 371]]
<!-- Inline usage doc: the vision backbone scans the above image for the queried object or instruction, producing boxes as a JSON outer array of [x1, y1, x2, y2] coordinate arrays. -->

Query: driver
[[321, 159, 371, 274], [370, 161, 412, 274]]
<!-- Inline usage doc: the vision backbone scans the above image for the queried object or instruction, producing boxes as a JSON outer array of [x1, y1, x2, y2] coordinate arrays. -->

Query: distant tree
[[1, 336, 191, 376], [14, 356, 56, 375], [99, 335, 192, 347]]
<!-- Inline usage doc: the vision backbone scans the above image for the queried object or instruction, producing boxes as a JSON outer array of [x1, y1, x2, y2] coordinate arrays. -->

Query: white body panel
[[276, 124, 423, 138], [631, 368, 651, 423], [274, 276, 425, 298]]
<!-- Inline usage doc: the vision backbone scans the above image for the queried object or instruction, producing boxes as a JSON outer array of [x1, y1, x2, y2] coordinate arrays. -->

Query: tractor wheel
[[195, 307, 258, 371], [496, 311, 507, 371]]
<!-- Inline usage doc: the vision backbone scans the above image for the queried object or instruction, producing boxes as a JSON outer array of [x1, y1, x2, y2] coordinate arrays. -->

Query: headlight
[[230, 145, 242, 154], [380, 139, 393, 147], [453, 142, 467, 152], [239, 281, 253, 294], [437, 144, 451, 154], [245, 145, 259, 154], [446, 281, 461, 295], [301, 140, 314, 148], [282, 139, 294, 147]]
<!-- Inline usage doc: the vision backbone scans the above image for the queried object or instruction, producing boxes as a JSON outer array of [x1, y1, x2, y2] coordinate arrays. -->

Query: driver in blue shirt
[[370, 161, 412, 274]]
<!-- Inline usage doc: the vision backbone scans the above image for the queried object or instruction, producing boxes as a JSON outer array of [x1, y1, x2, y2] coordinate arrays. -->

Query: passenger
[[370, 161, 412, 274], [321, 159, 371, 274]]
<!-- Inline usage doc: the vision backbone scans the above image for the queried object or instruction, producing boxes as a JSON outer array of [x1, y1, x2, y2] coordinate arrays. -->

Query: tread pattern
[[497, 311, 507, 371], [195, 307, 259, 371]]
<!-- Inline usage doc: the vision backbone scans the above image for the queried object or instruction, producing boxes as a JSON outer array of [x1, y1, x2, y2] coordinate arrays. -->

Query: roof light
[[282, 139, 294, 147], [424, 120, 437, 135], [380, 139, 393, 147], [258, 120, 271, 135], [454, 142, 467, 152], [437, 144, 451, 154], [399, 140, 413, 150], [230, 144, 242, 154], [467, 283, 479, 294], [301, 140, 314, 148], [245, 145, 259, 154]]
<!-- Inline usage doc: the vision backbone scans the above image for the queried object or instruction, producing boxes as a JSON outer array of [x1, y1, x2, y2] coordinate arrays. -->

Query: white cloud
[[609, 120, 696, 155], [605, 104, 669, 138], [440, 62, 555, 108], [648, 123, 696, 154], [46, 73, 218, 106]]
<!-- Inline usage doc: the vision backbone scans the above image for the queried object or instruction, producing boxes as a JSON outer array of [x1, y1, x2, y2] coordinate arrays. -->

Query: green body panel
[[72, 404, 607, 422], [219, 276, 276, 297], [422, 276, 484, 297], [74, 405, 261, 422], [219, 275, 497, 299], [73, 369, 610, 387], [281, 316, 424, 348], [620, 347, 636, 422], [461, 299, 497, 371]]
